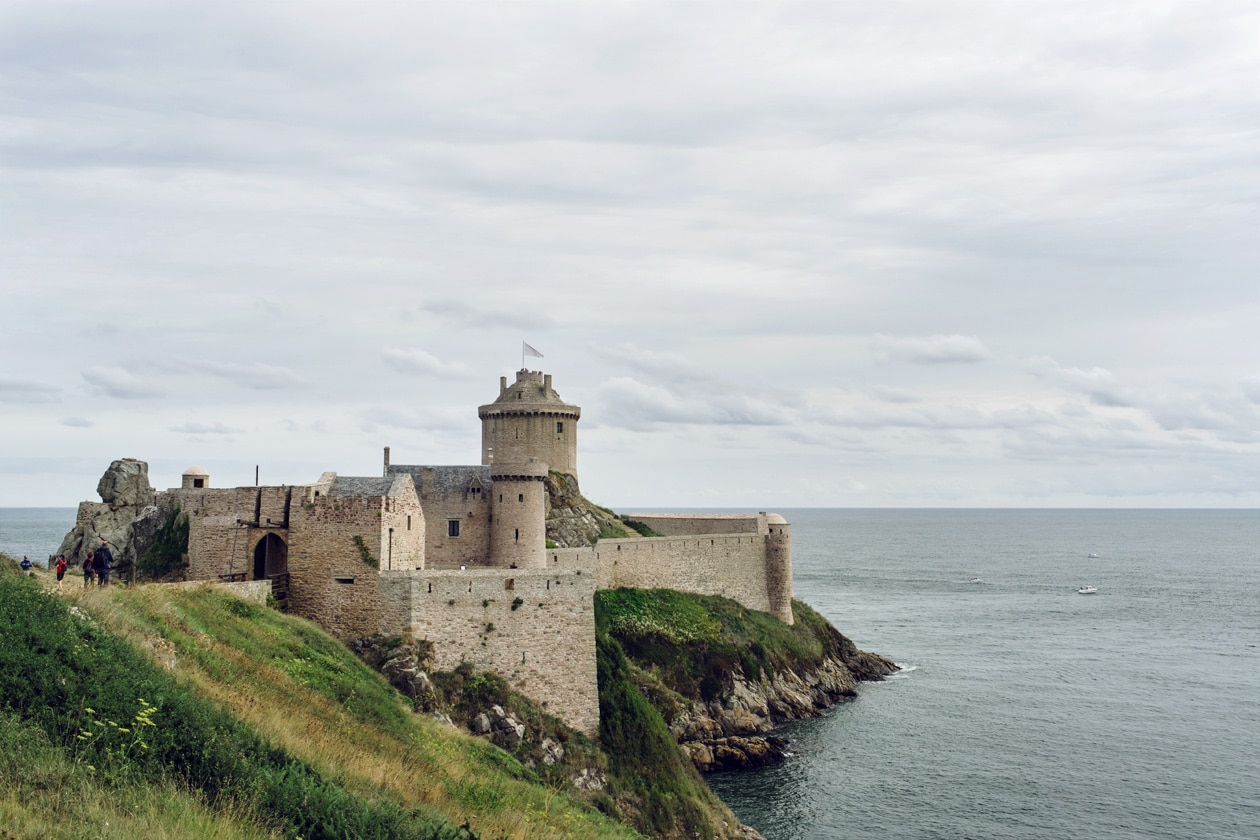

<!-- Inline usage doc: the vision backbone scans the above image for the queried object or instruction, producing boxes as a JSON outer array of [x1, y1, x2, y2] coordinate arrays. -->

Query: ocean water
[[708, 509, 1260, 840], [4, 507, 1256, 838], [0, 507, 76, 566]]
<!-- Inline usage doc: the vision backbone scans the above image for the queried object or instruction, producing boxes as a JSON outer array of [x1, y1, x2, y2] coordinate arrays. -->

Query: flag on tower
[[523, 341, 544, 358]]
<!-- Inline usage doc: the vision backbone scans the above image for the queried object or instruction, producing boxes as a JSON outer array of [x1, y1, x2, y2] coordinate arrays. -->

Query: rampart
[[543, 520, 794, 625], [378, 565, 599, 735]]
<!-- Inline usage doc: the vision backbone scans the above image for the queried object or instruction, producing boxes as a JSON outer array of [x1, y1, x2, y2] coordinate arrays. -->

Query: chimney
[[383, 446, 391, 477]]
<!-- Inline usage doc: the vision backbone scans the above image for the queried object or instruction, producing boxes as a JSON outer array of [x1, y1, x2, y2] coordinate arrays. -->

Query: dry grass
[[65, 583, 639, 840]]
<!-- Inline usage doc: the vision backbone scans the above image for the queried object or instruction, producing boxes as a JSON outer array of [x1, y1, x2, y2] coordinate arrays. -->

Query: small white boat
[[1077, 586, 1098, 595], [1088, 553, 1099, 559]]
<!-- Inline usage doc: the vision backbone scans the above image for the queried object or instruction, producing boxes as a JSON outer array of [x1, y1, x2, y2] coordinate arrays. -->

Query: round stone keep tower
[[764, 513, 795, 625], [490, 459, 548, 569], [479, 369, 581, 481]]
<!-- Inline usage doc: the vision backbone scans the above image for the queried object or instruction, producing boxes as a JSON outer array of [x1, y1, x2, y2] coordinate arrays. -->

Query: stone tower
[[764, 514, 795, 625], [479, 370, 581, 481], [489, 459, 548, 569]]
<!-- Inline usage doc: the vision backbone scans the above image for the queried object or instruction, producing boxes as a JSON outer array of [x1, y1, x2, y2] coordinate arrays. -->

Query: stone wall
[[418, 489, 491, 568], [160, 579, 272, 603], [378, 566, 599, 736], [543, 529, 794, 624], [286, 494, 392, 639], [625, 513, 765, 537]]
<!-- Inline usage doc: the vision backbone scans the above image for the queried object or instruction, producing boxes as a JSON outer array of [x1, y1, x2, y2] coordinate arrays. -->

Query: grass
[[0, 556, 641, 840], [596, 587, 858, 706]]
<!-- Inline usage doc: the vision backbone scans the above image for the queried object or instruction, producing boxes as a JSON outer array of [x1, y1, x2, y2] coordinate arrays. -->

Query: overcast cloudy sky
[[3, 1, 1258, 509]]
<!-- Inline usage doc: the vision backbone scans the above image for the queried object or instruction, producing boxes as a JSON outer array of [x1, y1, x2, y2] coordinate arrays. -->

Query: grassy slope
[[0, 559, 639, 840], [596, 587, 863, 717]]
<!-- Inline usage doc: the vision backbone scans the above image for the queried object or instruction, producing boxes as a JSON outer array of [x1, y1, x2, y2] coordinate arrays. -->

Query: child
[[55, 555, 69, 590]]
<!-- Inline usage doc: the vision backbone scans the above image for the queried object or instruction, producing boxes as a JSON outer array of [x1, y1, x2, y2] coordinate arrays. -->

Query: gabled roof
[[388, 464, 490, 495], [329, 476, 409, 498]]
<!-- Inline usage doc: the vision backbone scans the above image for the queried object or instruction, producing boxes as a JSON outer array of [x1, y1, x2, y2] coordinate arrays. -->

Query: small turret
[[764, 513, 794, 625], [181, 466, 210, 489], [489, 459, 548, 569]]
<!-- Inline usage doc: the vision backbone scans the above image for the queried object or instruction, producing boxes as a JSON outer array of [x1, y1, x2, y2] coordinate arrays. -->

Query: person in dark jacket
[[93, 541, 114, 586]]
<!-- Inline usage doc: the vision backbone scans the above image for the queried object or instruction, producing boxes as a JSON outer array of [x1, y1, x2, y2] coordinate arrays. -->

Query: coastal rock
[[57, 460, 169, 570], [544, 471, 626, 547], [681, 736, 788, 772], [665, 652, 897, 772], [96, 458, 155, 508]]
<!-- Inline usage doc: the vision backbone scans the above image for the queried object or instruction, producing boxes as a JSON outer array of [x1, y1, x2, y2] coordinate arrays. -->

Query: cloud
[[61, 416, 94, 428], [874, 334, 992, 364], [1242, 376, 1260, 405], [168, 422, 242, 435], [0, 377, 60, 402], [418, 299, 555, 330], [381, 348, 470, 379], [194, 361, 306, 390], [593, 376, 789, 430], [1025, 356, 1133, 407], [81, 366, 165, 399]]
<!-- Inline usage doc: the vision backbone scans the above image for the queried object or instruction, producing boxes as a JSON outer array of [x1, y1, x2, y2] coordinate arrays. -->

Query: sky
[[2, 0, 1259, 509]]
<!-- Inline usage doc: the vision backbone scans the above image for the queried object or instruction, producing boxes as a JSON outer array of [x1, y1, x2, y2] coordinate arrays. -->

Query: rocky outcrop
[[664, 653, 897, 773], [543, 471, 628, 547], [681, 736, 789, 772], [56, 458, 168, 571]]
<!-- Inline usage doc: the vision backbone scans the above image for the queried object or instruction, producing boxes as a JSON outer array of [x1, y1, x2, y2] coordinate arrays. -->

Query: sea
[[3, 507, 1257, 839], [708, 509, 1260, 840]]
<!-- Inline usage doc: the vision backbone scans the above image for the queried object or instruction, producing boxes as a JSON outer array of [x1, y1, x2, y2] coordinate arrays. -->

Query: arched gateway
[[252, 533, 289, 603]]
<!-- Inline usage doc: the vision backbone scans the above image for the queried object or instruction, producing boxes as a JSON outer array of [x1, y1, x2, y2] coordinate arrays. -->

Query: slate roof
[[329, 476, 401, 498], [388, 464, 490, 495]]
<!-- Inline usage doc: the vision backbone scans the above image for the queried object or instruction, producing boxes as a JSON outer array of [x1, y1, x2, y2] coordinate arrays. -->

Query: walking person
[[82, 553, 94, 587], [55, 555, 68, 591], [93, 541, 113, 586]]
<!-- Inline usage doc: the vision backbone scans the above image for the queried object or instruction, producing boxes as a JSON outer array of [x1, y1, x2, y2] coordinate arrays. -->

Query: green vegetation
[[595, 632, 733, 838], [596, 522, 630, 541], [351, 534, 378, 568], [618, 518, 660, 538], [0, 555, 640, 840], [137, 506, 190, 580], [597, 587, 858, 707]]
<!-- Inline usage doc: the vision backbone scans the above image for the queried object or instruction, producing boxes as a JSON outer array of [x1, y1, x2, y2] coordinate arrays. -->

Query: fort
[[61, 369, 794, 735]]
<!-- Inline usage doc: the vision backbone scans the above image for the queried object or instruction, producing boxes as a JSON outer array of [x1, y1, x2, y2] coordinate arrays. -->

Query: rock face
[[56, 458, 166, 571], [544, 471, 627, 547], [668, 653, 898, 773]]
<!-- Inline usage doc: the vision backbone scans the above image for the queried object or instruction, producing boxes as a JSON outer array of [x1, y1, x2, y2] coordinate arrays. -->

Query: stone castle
[[64, 369, 794, 734]]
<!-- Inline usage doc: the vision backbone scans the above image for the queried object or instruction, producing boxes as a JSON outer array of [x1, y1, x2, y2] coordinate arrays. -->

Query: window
[[193, 478, 205, 488], [407, 515, 412, 530], [448, 520, 460, 537], [518, 493, 523, 503], [514, 528, 519, 541], [556, 421, 563, 434], [335, 577, 355, 585]]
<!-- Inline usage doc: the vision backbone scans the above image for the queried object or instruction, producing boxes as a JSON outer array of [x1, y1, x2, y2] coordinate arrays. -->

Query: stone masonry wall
[[625, 513, 765, 537], [378, 566, 599, 736], [545, 535, 780, 616], [286, 494, 390, 640], [418, 490, 491, 568]]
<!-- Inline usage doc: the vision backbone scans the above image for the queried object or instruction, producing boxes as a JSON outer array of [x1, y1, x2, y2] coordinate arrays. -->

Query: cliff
[[596, 589, 897, 772]]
